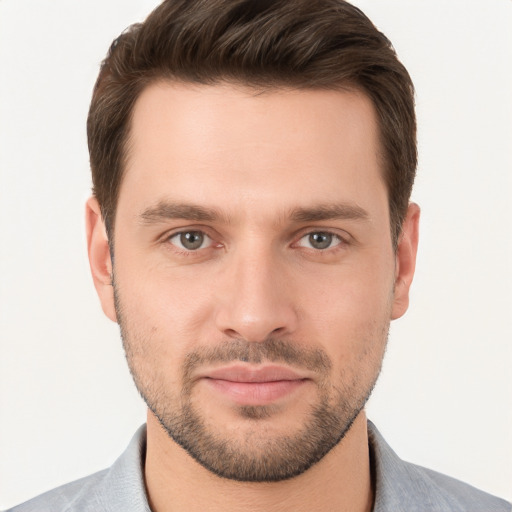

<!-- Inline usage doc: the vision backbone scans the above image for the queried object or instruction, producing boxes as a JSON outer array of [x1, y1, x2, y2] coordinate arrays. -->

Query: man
[[7, 0, 510, 511]]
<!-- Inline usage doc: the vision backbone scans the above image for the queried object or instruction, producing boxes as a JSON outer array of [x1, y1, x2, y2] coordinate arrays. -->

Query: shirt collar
[[110, 421, 476, 512]]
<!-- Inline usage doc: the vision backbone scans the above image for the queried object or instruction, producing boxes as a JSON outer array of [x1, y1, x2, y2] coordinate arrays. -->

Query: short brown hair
[[87, 0, 416, 246]]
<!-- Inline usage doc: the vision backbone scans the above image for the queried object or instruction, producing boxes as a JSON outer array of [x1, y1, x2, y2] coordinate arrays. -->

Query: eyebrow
[[288, 204, 369, 223], [139, 201, 369, 225], [139, 202, 223, 224]]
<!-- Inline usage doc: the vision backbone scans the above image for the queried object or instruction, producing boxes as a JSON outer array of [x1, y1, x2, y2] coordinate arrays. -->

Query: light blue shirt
[[7, 422, 511, 511]]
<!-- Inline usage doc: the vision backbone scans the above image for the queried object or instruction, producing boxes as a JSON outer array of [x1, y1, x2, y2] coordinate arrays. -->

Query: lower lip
[[204, 378, 306, 405]]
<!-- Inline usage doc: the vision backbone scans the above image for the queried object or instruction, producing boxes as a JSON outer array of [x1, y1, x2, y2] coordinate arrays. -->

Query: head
[[86, 0, 419, 483], [88, 0, 416, 247]]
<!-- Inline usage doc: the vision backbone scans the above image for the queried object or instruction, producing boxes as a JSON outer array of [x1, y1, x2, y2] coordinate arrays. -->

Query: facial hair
[[114, 283, 386, 482]]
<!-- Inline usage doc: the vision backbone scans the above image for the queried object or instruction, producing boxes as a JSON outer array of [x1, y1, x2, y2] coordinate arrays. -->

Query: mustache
[[183, 337, 332, 376]]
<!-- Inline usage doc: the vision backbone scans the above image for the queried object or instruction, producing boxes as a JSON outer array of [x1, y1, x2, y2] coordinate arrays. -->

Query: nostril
[[224, 328, 241, 339]]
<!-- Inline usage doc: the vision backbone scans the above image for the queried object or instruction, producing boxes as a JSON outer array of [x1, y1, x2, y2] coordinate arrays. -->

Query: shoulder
[[395, 460, 512, 512], [6, 469, 110, 512], [6, 425, 150, 512], [368, 421, 511, 512]]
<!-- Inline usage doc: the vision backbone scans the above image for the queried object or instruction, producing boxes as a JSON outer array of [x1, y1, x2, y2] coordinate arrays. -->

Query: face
[[88, 82, 418, 482]]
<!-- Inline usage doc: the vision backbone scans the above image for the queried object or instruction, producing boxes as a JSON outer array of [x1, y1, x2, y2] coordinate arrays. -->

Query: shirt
[[7, 421, 511, 512]]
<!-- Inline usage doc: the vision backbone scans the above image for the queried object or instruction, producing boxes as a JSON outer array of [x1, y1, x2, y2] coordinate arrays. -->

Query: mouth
[[200, 365, 310, 406]]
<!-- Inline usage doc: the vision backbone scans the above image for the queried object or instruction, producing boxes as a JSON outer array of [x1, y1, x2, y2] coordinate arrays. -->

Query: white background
[[1, 0, 511, 508]]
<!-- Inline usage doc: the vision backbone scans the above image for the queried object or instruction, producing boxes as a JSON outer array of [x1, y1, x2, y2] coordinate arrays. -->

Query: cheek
[[301, 258, 394, 322], [297, 262, 394, 360], [114, 258, 216, 352]]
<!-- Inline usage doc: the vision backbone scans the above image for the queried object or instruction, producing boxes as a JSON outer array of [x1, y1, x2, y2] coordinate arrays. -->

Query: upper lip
[[202, 365, 308, 383]]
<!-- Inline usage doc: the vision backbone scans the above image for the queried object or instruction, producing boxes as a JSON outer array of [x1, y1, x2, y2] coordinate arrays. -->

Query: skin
[[87, 82, 419, 512]]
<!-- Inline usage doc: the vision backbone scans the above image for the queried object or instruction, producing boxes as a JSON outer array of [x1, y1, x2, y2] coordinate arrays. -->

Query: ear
[[391, 202, 420, 320], [85, 197, 117, 322]]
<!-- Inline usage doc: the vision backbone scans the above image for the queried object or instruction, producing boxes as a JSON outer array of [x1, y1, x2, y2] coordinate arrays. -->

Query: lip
[[205, 364, 307, 382], [200, 365, 309, 405]]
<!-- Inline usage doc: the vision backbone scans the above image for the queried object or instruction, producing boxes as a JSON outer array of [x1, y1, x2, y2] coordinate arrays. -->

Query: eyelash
[[162, 228, 349, 255], [294, 231, 345, 251], [164, 229, 220, 256]]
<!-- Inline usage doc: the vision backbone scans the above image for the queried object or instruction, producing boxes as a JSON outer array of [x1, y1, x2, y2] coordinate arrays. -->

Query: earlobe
[[391, 203, 420, 320], [85, 197, 117, 322]]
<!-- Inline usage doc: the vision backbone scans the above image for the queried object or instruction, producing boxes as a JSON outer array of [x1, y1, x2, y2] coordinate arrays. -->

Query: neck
[[144, 411, 373, 512]]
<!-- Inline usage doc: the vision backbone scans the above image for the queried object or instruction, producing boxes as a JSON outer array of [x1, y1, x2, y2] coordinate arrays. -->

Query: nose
[[214, 245, 299, 342]]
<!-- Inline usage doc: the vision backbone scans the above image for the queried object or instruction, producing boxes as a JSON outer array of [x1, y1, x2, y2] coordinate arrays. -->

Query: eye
[[296, 231, 342, 250], [168, 230, 212, 251]]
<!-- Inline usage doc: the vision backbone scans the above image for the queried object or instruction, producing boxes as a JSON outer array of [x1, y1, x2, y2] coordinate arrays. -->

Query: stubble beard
[[114, 285, 387, 482]]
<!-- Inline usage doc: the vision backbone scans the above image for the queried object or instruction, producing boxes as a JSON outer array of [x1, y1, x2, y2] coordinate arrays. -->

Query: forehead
[[119, 81, 386, 224]]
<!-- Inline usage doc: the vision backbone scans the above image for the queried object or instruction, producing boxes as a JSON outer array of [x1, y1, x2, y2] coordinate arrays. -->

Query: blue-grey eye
[[309, 232, 333, 249], [297, 232, 341, 250], [170, 231, 211, 250]]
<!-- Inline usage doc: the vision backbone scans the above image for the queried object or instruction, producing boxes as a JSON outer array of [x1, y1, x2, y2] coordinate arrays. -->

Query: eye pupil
[[180, 231, 204, 250], [309, 232, 332, 249]]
